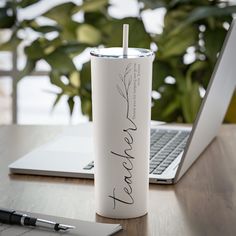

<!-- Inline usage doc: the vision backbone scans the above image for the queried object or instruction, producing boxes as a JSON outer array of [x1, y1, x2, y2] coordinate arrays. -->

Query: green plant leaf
[[25, 39, 45, 59], [168, 0, 188, 8], [185, 6, 236, 25], [32, 25, 61, 33], [80, 61, 91, 94], [49, 71, 67, 89], [43, 2, 76, 25], [152, 84, 182, 122], [17, 0, 41, 8], [204, 27, 227, 62], [164, 6, 191, 32], [21, 19, 62, 34], [76, 24, 102, 45], [171, 6, 236, 35], [67, 97, 75, 116], [43, 2, 79, 40], [180, 80, 201, 123], [0, 7, 16, 28], [61, 20, 78, 41], [57, 42, 87, 56], [49, 72, 78, 96], [168, 0, 209, 8], [18, 59, 36, 80], [80, 61, 92, 119], [152, 60, 172, 90], [186, 60, 208, 81], [84, 11, 108, 28], [75, 0, 108, 13], [81, 98, 92, 120], [102, 17, 151, 48], [52, 92, 63, 109], [38, 37, 62, 55], [158, 26, 197, 58], [0, 33, 21, 51], [162, 96, 180, 118], [69, 71, 80, 88], [45, 50, 76, 74], [141, 0, 167, 9]]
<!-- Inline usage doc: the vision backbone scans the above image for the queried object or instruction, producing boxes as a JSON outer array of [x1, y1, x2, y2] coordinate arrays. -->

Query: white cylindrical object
[[122, 24, 129, 55], [91, 47, 154, 219]]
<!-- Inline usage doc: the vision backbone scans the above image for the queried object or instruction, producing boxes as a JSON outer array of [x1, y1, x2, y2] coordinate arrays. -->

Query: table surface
[[0, 125, 236, 236]]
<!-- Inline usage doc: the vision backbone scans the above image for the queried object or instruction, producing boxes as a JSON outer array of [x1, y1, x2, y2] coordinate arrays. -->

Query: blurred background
[[0, 0, 236, 125]]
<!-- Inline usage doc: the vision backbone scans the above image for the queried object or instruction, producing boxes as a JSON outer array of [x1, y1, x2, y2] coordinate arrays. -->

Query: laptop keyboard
[[83, 128, 190, 175], [150, 129, 189, 175]]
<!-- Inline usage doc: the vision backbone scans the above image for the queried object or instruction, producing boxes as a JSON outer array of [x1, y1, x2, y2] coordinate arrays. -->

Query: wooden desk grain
[[0, 125, 236, 236]]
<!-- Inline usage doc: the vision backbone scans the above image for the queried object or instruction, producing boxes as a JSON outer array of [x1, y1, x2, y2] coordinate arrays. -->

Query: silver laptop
[[9, 19, 236, 184]]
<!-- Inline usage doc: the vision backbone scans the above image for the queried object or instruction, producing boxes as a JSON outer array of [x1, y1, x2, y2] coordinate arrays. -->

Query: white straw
[[122, 24, 129, 56]]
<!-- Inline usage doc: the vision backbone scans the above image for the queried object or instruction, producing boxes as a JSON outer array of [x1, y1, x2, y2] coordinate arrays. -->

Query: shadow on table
[[96, 213, 148, 236]]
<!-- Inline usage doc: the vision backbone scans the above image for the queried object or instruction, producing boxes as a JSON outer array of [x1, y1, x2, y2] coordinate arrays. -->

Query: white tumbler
[[91, 46, 154, 219]]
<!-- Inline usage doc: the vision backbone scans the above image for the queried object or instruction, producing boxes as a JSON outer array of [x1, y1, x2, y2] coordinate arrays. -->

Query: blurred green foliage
[[0, 0, 235, 122]]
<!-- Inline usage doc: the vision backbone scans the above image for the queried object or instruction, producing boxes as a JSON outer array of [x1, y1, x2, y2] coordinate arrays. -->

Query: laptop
[[9, 19, 236, 184]]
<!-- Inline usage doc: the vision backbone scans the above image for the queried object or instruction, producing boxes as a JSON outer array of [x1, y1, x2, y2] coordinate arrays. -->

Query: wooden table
[[1, 125, 236, 236]]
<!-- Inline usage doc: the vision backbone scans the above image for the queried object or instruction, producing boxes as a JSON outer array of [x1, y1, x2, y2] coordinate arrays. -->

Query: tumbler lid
[[90, 47, 154, 59]]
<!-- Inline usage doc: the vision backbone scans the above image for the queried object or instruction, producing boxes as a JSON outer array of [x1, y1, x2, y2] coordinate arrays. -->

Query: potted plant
[[0, 0, 235, 122]]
